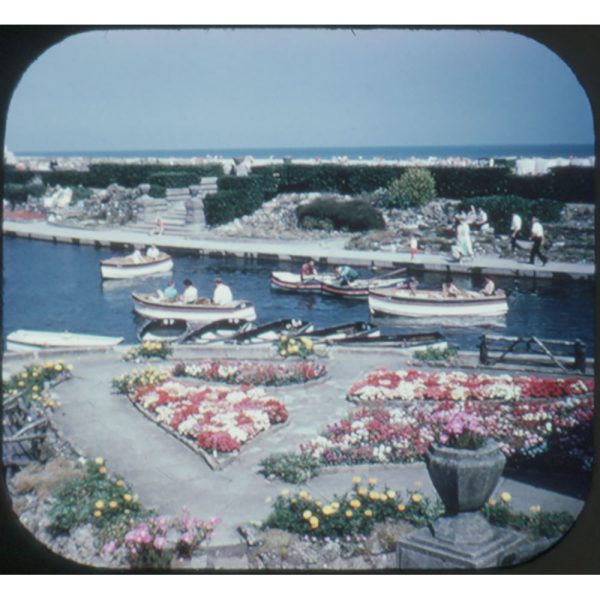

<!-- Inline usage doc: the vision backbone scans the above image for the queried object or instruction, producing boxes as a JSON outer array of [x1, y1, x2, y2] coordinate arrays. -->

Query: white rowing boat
[[132, 292, 258, 323], [6, 329, 124, 352], [270, 271, 337, 293], [100, 252, 173, 280], [368, 289, 509, 318]]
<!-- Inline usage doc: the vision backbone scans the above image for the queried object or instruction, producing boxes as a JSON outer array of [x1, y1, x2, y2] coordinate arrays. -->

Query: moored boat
[[321, 276, 405, 300], [132, 292, 258, 323], [368, 288, 509, 318], [270, 271, 336, 293], [179, 319, 254, 344], [101, 252, 173, 280], [327, 331, 447, 352], [293, 321, 380, 341], [137, 319, 190, 343], [225, 318, 313, 344], [6, 329, 124, 352]]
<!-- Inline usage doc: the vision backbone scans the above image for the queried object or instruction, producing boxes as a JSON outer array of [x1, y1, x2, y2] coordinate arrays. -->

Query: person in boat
[[300, 259, 318, 281], [163, 280, 178, 300], [399, 276, 418, 295], [480, 276, 496, 296], [335, 265, 359, 286], [146, 245, 160, 259], [442, 278, 461, 297], [212, 277, 233, 305], [130, 248, 144, 263], [180, 279, 199, 303]]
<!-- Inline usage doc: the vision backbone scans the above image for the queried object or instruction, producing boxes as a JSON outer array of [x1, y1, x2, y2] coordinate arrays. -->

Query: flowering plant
[[112, 366, 170, 394], [3, 361, 72, 409], [278, 335, 315, 358], [123, 341, 172, 362], [172, 359, 327, 386], [435, 410, 488, 450]]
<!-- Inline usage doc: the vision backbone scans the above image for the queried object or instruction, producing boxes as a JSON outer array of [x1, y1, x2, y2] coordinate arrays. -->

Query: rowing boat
[[293, 321, 380, 341], [100, 252, 173, 280], [6, 329, 124, 352], [368, 288, 509, 318], [132, 292, 258, 323], [320, 277, 405, 300], [270, 271, 336, 293], [327, 331, 447, 352], [224, 319, 313, 344]]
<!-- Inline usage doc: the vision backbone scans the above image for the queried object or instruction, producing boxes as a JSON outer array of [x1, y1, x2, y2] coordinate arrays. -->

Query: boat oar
[[365, 267, 407, 282]]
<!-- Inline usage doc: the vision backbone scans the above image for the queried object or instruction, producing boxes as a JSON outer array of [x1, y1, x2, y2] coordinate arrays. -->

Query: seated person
[[474, 207, 489, 230], [335, 265, 359, 286], [442, 279, 461, 297], [163, 280, 178, 300], [146, 245, 160, 259], [180, 278, 198, 304], [300, 259, 318, 281], [480, 276, 495, 296], [212, 277, 233, 305], [130, 248, 144, 263]]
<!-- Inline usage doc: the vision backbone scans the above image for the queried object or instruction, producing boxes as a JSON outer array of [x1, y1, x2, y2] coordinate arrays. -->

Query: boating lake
[[2, 237, 596, 355]]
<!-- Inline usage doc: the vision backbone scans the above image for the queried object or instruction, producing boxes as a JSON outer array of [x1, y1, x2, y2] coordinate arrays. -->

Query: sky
[[4, 27, 595, 153]]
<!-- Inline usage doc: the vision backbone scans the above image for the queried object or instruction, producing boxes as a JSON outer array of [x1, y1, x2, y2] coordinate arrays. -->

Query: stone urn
[[425, 439, 506, 515]]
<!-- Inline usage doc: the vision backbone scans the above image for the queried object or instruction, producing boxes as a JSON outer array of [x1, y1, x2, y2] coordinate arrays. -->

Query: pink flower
[[102, 541, 117, 554], [153, 536, 167, 550]]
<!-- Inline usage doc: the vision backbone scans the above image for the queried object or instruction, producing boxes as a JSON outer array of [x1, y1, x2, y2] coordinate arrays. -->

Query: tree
[[387, 168, 437, 208]]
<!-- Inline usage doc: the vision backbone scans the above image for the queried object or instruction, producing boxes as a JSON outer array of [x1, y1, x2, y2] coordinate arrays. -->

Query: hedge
[[296, 198, 385, 232], [4, 183, 46, 204], [203, 190, 265, 226], [148, 171, 202, 188]]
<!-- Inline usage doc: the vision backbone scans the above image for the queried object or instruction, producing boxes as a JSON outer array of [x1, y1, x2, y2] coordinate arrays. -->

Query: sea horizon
[[10, 142, 596, 161]]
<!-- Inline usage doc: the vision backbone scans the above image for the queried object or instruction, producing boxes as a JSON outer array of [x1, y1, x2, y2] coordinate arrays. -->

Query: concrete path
[[2, 346, 588, 555], [3, 220, 594, 280]]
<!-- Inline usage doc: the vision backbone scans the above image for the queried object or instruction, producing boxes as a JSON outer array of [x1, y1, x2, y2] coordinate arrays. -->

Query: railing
[[479, 334, 587, 373]]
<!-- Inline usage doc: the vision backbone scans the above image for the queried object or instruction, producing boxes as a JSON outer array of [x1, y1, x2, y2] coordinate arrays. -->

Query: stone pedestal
[[397, 513, 525, 570]]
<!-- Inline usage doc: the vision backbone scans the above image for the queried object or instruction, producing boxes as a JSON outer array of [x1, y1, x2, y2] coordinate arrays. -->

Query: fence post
[[574, 339, 586, 373], [479, 334, 489, 365]]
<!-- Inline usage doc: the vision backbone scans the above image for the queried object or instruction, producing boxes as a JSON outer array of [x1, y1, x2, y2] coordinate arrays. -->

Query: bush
[[459, 195, 564, 235], [148, 184, 166, 198], [550, 166, 594, 203], [387, 168, 437, 208], [148, 171, 201, 188], [296, 198, 385, 232], [203, 189, 265, 226], [4, 182, 46, 204], [259, 453, 322, 483]]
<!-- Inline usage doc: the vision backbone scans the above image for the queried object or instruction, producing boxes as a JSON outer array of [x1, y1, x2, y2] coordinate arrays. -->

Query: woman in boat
[[180, 279, 199, 303], [212, 277, 233, 305], [480, 276, 496, 296], [442, 278, 461, 298], [335, 265, 359, 286], [163, 280, 178, 300]]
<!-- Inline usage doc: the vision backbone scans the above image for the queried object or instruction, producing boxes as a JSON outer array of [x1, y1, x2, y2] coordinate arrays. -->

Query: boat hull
[[321, 278, 403, 300], [270, 271, 335, 293], [132, 293, 257, 323], [6, 330, 124, 352], [368, 290, 508, 318], [101, 254, 173, 280]]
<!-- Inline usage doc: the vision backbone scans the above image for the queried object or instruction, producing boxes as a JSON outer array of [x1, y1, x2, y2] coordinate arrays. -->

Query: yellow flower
[[367, 477, 378, 486], [315, 500, 322, 507], [357, 487, 367, 497], [530, 505, 541, 514], [352, 476, 361, 485], [32, 385, 39, 392], [309, 516, 319, 529], [369, 491, 380, 501], [21, 372, 28, 379], [303, 510, 312, 520], [364, 510, 373, 518], [116, 480, 125, 487], [299, 490, 309, 500], [387, 490, 396, 500], [411, 494, 422, 504], [17, 382, 24, 387], [345, 510, 353, 518], [279, 489, 289, 497], [98, 466, 108, 475], [349, 499, 361, 509], [124, 509, 130, 515], [95, 457, 105, 466], [109, 501, 118, 509], [322, 505, 334, 516], [500, 492, 512, 503], [331, 502, 340, 511], [380, 494, 388, 502], [54, 364, 63, 371], [397, 504, 406, 512], [93, 510, 102, 518], [95, 500, 105, 509], [123, 494, 133, 503]]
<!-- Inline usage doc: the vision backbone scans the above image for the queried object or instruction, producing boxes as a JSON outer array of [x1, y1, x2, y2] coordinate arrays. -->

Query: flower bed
[[347, 368, 594, 404], [130, 379, 288, 455], [122, 341, 173, 362], [172, 359, 327, 386]]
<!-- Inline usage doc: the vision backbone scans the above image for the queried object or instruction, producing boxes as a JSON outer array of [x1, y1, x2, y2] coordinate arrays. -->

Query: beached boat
[[179, 319, 253, 344], [320, 277, 405, 300], [328, 330, 447, 352], [225, 319, 313, 344], [270, 271, 336, 293], [100, 252, 173, 280], [132, 292, 258, 323], [137, 319, 190, 343], [6, 329, 124, 352], [368, 288, 509, 318], [293, 321, 380, 341]]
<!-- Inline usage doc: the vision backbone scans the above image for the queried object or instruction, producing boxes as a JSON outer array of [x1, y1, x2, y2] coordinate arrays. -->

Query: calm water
[[17, 143, 595, 161], [2, 237, 595, 355]]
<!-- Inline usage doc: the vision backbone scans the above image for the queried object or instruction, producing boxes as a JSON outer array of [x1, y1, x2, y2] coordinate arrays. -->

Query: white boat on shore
[[6, 329, 124, 352], [132, 292, 258, 324], [368, 288, 509, 318], [100, 252, 173, 280]]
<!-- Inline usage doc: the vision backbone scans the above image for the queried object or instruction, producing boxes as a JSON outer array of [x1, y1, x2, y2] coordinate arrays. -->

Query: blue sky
[[5, 28, 595, 152]]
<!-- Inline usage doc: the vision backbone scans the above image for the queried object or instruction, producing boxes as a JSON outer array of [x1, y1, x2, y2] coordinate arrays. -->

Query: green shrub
[[431, 167, 511, 198], [148, 184, 166, 198], [550, 166, 594, 203], [413, 346, 458, 363], [458, 195, 563, 235], [387, 168, 437, 208], [4, 183, 46, 204], [203, 189, 264, 226], [148, 171, 201, 188], [71, 185, 93, 202], [259, 453, 322, 483], [296, 198, 385, 232]]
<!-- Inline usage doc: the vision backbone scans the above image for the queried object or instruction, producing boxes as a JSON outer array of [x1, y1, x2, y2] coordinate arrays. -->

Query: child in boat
[[335, 265, 359, 286], [213, 277, 233, 305]]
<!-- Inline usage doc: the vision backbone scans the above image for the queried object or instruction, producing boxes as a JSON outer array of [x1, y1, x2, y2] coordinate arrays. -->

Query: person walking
[[408, 235, 418, 261], [510, 213, 522, 253], [529, 217, 548, 266]]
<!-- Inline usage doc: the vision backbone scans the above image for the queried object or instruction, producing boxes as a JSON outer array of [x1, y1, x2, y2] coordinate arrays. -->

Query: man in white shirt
[[529, 217, 547, 266], [181, 279, 199, 303], [510, 213, 522, 253], [212, 277, 233, 305], [146, 245, 160, 259]]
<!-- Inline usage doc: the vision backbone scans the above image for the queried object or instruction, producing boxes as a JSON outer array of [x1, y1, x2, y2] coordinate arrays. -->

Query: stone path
[[2, 346, 588, 559]]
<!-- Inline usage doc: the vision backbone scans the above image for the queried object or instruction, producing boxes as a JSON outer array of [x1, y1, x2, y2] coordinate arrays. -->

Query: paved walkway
[[2, 346, 589, 556], [3, 220, 595, 280]]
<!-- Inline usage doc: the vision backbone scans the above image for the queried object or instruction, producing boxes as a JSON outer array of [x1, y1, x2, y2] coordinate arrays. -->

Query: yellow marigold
[[299, 490, 310, 500], [411, 494, 422, 504], [123, 494, 133, 503], [95, 500, 105, 510], [322, 505, 334, 516], [109, 501, 118, 509], [54, 364, 63, 371], [331, 502, 340, 511], [303, 510, 312, 520], [98, 466, 108, 475], [500, 492, 512, 503], [315, 500, 322, 507], [309, 516, 319, 529], [369, 491, 380, 501], [364, 509, 373, 518], [380, 494, 388, 502], [352, 476, 361, 485], [386, 490, 396, 500], [21, 372, 28, 379], [530, 505, 541, 514], [17, 382, 24, 388], [345, 510, 353, 518], [116, 480, 125, 487], [93, 510, 102, 518], [357, 487, 367, 497], [32, 385, 39, 392], [349, 499, 361, 509], [95, 457, 105, 466], [397, 504, 406, 512], [367, 477, 378, 486]]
